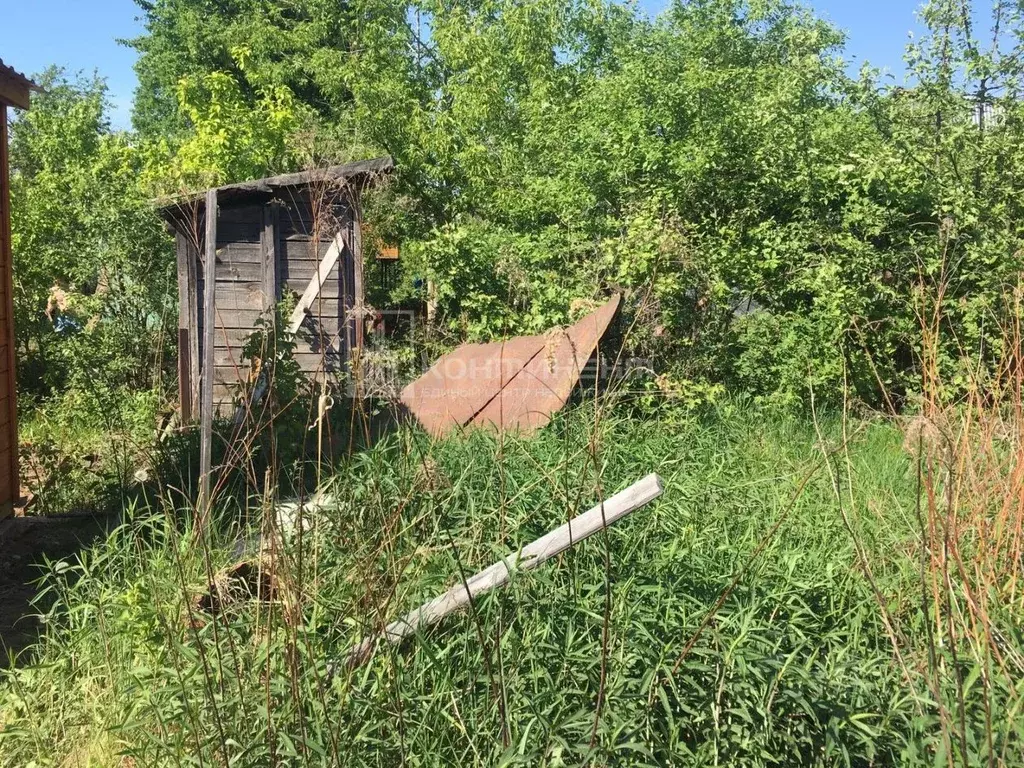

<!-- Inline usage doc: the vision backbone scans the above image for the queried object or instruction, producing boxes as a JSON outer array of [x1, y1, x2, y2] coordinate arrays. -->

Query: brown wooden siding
[[189, 197, 360, 413], [0, 103, 20, 516]]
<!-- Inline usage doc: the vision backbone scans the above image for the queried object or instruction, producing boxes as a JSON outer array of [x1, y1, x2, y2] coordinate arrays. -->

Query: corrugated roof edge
[[0, 59, 36, 87], [155, 156, 395, 211], [0, 59, 39, 110]]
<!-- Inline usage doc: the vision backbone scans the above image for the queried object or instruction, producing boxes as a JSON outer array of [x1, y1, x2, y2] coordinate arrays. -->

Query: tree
[[141, 68, 302, 193], [9, 68, 173, 411], [128, 0, 357, 140], [346, 0, 879, 401], [125, 0, 1024, 407]]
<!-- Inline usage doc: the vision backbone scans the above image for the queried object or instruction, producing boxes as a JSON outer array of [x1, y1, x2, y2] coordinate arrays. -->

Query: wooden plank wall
[[190, 195, 358, 412], [0, 104, 19, 515]]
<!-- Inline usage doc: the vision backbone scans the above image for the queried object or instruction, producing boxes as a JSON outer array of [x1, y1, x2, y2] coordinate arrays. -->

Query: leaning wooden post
[[344, 473, 664, 668], [174, 231, 193, 424], [198, 188, 217, 519]]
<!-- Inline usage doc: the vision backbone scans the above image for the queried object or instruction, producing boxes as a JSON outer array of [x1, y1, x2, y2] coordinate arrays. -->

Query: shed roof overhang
[[156, 156, 395, 221], [0, 60, 36, 110]]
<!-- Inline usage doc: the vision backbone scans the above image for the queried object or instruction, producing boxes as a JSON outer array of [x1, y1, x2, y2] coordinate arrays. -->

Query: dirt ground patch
[[0, 513, 117, 663]]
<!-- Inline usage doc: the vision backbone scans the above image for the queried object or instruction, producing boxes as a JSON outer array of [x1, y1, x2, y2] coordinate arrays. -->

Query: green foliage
[[129, 0, 356, 140], [11, 0, 1024, 515], [332, 0, 879, 401], [237, 296, 312, 459], [142, 68, 303, 192], [346, 0, 1024, 406], [9, 70, 172, 385], [8, 69, 174, 510], [121, 0, 1024, 406]]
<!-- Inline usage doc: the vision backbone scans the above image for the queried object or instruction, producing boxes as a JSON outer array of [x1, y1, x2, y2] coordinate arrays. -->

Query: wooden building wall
[[177, 192, 363, 415], [0, 104, 20, 515]]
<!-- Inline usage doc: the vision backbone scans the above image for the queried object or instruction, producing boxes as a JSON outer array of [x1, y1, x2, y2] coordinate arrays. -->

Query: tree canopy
[[11, 0, 1024, 410]]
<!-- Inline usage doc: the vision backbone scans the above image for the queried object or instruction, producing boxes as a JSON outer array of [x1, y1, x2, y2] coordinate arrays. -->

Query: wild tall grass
[[889, 286, 1024, 766], [2, 398, 979, 767], [3, 261, 1024, 764]]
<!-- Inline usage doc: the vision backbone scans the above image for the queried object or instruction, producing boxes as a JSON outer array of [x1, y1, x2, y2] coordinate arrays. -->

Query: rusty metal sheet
[[473, 294, 620, 434], [400, 335, 547, 437], [401, 295, 620, 438]]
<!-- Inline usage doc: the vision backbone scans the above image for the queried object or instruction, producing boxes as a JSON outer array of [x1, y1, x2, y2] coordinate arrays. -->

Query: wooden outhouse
[[0, 61, 34, 518], [160, 158, 394, 417]]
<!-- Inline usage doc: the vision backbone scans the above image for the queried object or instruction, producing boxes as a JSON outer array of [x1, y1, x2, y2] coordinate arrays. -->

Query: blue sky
[[0, 0, 930, 129]]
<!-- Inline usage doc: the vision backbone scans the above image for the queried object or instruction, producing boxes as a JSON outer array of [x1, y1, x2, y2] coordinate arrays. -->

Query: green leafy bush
[[345, 0, 1024, 407], [9, 69, 174, 510]]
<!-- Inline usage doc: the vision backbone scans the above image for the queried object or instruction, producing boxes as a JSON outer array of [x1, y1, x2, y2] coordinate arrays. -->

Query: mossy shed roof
[[156, 156, 395, 215]]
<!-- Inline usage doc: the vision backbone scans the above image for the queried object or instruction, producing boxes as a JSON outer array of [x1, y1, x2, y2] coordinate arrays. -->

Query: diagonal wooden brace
[[234, 231, 346, 426], [288, 231, 346, 334]]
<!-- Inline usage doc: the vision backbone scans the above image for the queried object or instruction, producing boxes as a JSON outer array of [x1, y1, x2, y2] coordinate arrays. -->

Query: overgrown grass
[[0, 401, 1020, 766]]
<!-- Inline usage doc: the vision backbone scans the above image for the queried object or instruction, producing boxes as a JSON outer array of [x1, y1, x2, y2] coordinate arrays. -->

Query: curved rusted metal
[[402, 295, 620, 437]]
